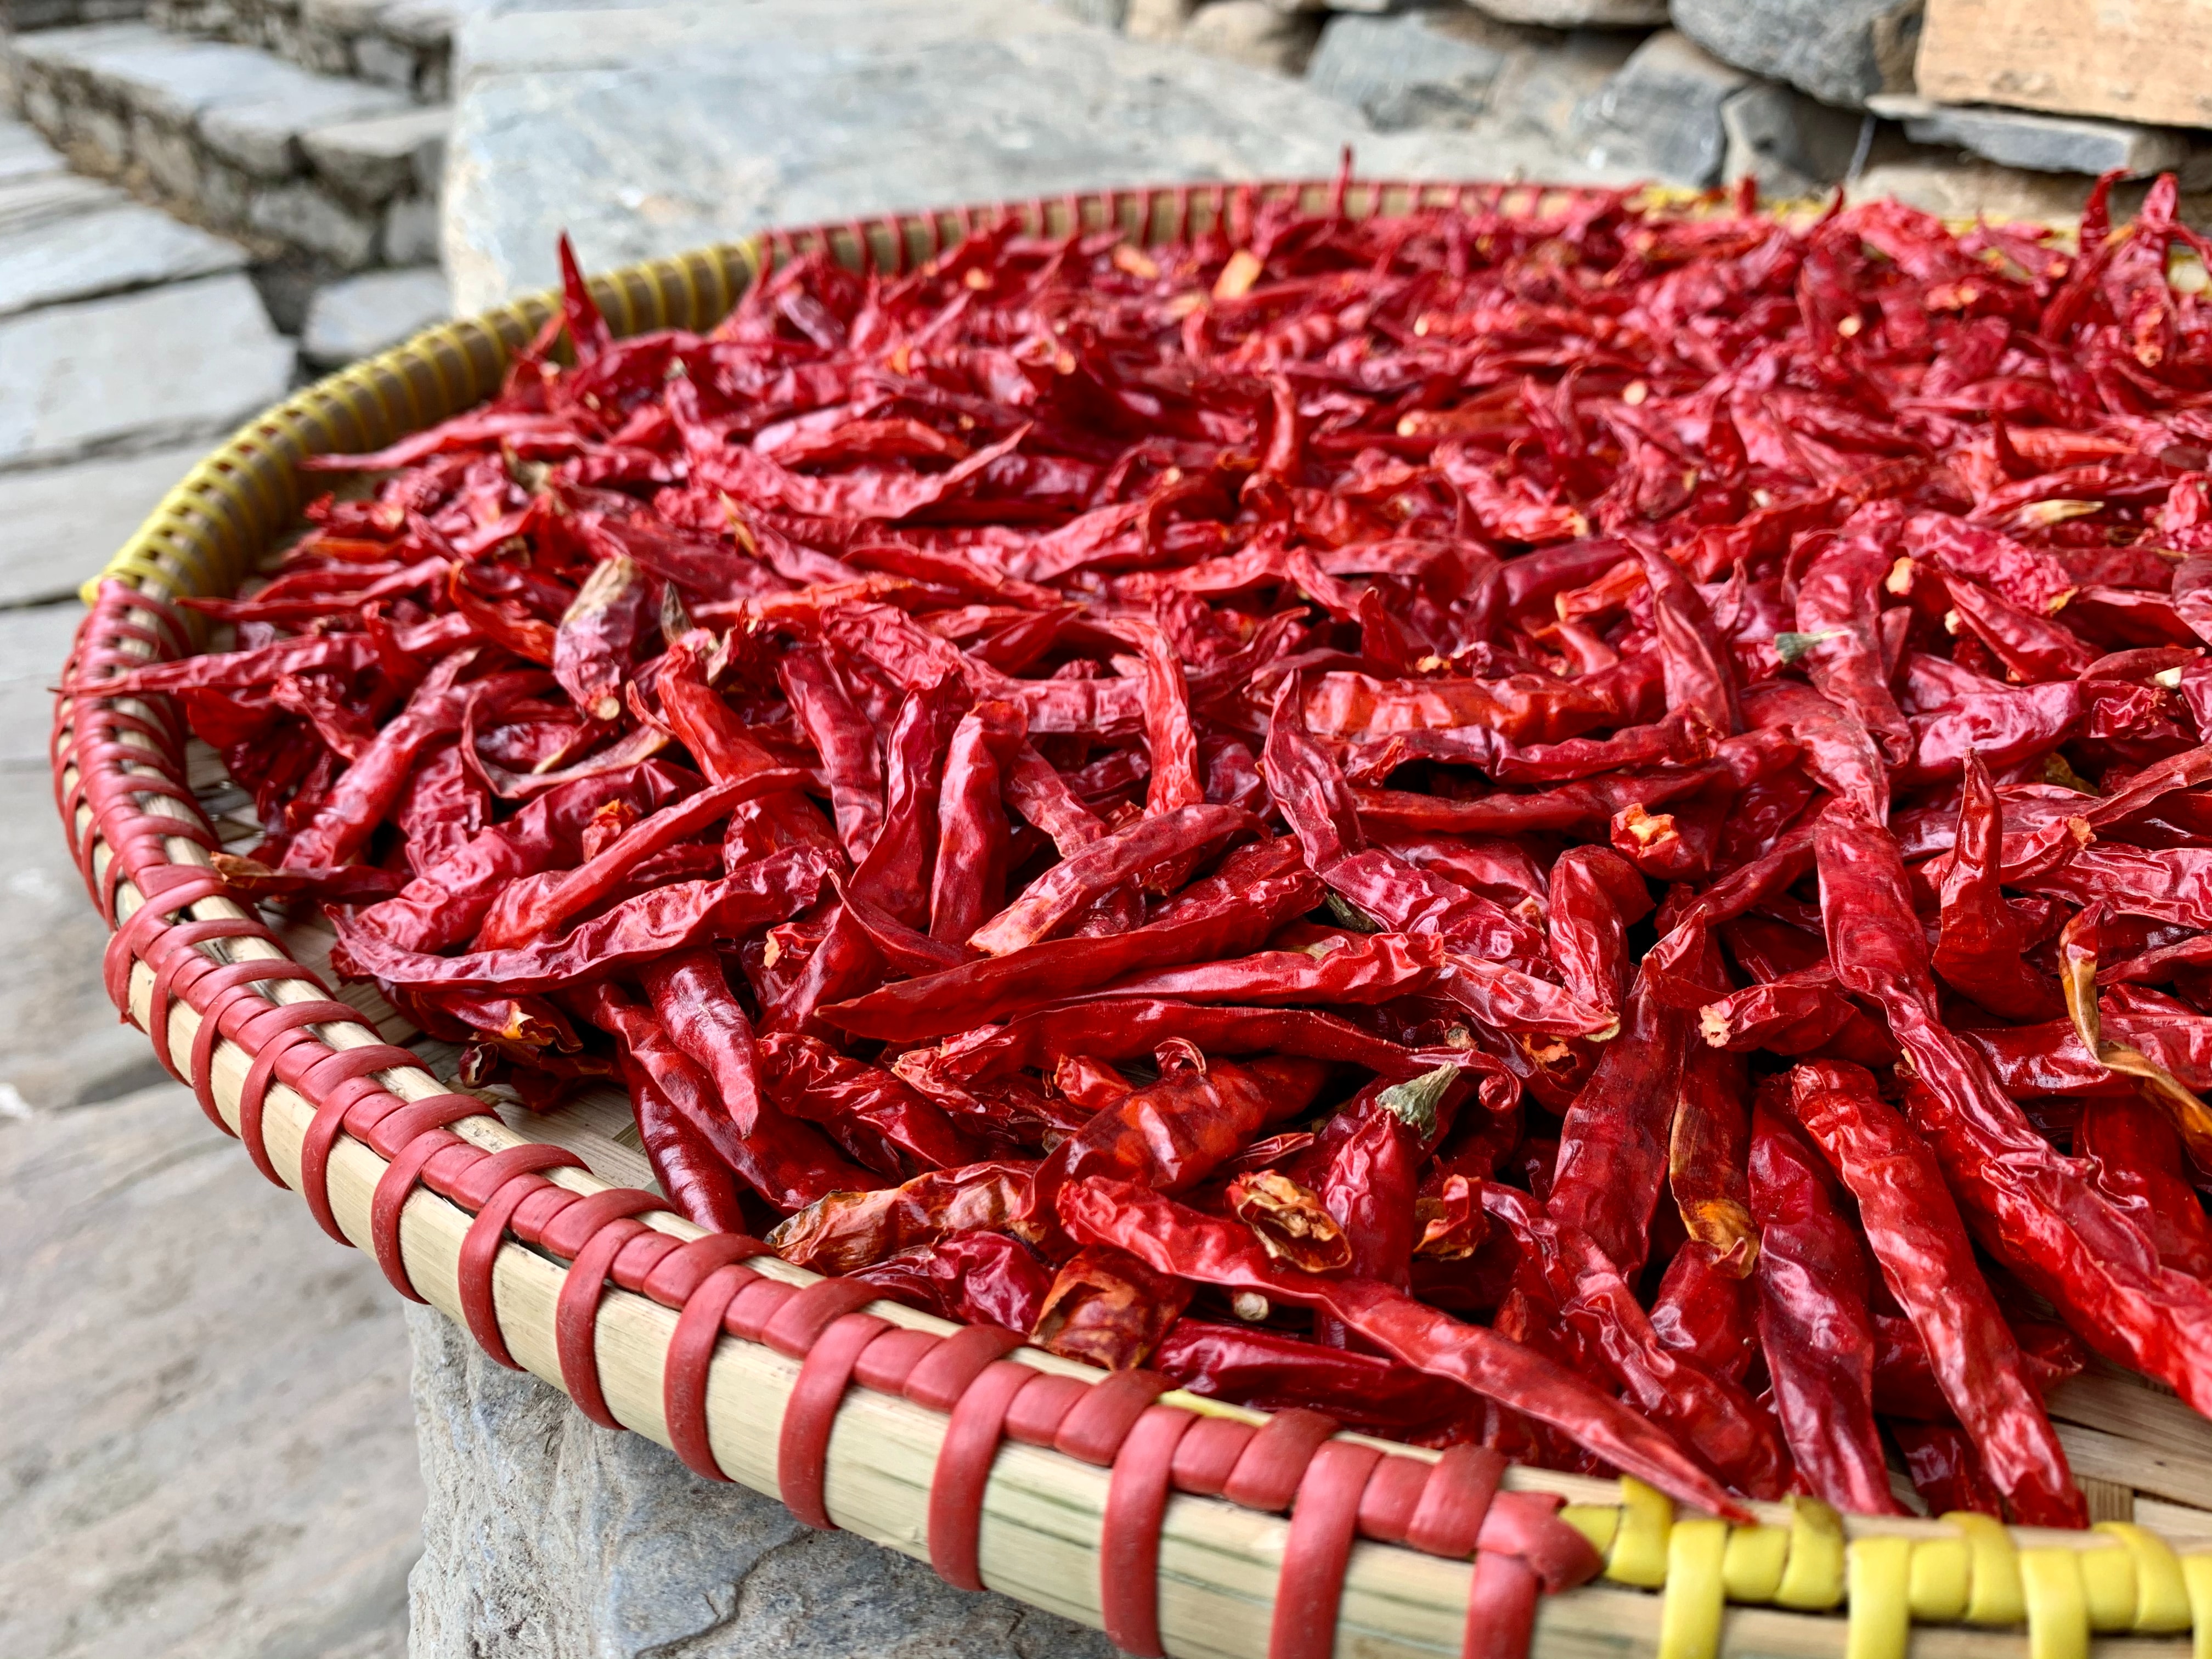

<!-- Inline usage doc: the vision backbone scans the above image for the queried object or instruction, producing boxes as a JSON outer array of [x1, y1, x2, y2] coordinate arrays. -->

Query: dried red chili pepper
[[1746, 1096, 1901, 1515], [1785, 1060, 2085, 1527]]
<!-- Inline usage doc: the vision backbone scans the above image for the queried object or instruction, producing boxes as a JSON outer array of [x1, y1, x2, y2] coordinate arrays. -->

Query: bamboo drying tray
[[51, 178, 2212, 1659]]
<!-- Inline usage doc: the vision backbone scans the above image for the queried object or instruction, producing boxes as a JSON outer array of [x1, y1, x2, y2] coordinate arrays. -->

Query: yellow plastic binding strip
[[2018, 1547, 2090, 1659], [1658, 1518, 1730, 1659], [1949, 1512, 2026, 1626], [1558, 1504, 1620, 1560], [2075, 1536, 2137, 1633], [1846, 1535, 1913, 1659], [2099, 1523, 2190, 1633], [1722, 1523, 1791, 1605], [1605, 1479, 1674, 1589], [1908, 1533, 1971, 1623], [1774, 1496, 1848, 1612], [2179, 1551, 2212, 1659]]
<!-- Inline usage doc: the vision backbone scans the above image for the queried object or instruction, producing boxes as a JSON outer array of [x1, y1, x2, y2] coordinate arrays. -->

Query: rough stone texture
[[1041, 0, 1126, 19], [1307, 8, 1514, 131], [1914, 0, 2212, 133], [1124, 0, 1195, 39], [303, 262, 445, 364], [1465, 0, 1663, 25], [1671, 0, 1920, 111], [1182, 0, 1321, 74], [0, 198, 245, 317], [4, 22, 445, 266], [442, 0, 1636, 313], [1721, 81, 1864, 198], [0, 441, 202, 611], [1847, 155, 2103, 224], [301, 101, 448, 199], [4, 0, 146, 27], [0, 170, 127, 236], [1576, 29, 1748, 187], [198, 66, 411, 177], [379, 189, 437, 261], [0, 272, 294, 471], [0, 1079, 420, 1657], [148, 0, 459, 99], [404, 1300, 1114, 1659], [1887, 99, 2190, 179]]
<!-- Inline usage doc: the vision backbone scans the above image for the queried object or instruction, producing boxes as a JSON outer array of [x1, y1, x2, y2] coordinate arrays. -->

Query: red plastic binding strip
[[724, 1276, 798, 1341], [639, 1233, 768, 1307], [1463, 1551, 1542, 1659], [1003, 1371, 1088, 1446], [1408, 1445, 1508, 1560], [458, 1144, 587, 1367], [368, 1094, 491, 1300], [549, 1189, 665, 1429], [1223, 1407, 1340, 1511], [762, 1274, 882, 1359], [1356, 1453, 1434, 1547], [927, 1358, 1036, 1592], [1055, 1369, 1170, 1465], [236, 1005, 378, 1185], [1477, 1491, 1602, 1593], [853, 1325, 941, 1395], [1268, 1440, 1385, 1659], [778, 1310, 890, 1528], [183, 965, 331, 1131], [905, 1322, 1025, 1411], [663, 1261, 763, 1480], [1169, 1413, 1257, 1496], [1099, 1404, 1199, 1658]]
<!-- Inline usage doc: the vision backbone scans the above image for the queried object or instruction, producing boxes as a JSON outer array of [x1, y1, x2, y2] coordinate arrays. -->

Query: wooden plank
[[1917, 0, 2212, 129]]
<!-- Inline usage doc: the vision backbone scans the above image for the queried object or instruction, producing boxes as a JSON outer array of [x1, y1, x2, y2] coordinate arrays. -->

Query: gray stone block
[[0, 120, 68, 184], [0, 272, 293, 471], [380, 188, 437, 259], [1307, 9, 1512, 129], [1892, 99, 2189, 179], [1579, 27, 1748, 185], [1184, 0, 1322, 71], [0, 441, 204, 608], [250, 175, 381, 262], [0, 168, 124, 236], [0, 199, 246, 317], [198, 66, 410, 177], [1722, 80, 1864, 196], [301, 99, 448, 200], [352, 29, 416, 86], [1468, 0, 1664, 24], [0, 1079, 419, 1655], [404, 1299, 1115, 1659], [1671, 0, 1920, 110], [303, 262, 446, 364], [1041, 0, 1127, 20], [443, 0, 1637, 313], [1483, 27, 1638, 144]]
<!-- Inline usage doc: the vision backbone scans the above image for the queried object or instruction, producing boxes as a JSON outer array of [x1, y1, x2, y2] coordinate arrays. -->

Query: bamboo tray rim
[[49, 174, 2212, 1659]]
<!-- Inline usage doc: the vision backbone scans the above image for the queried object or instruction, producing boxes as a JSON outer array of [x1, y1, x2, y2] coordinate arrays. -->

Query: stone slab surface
[[303, 263, 448, 365], [301, 101, 449, 201], [1898, 101, 2190, 179], [1916, 0, 2212, 133], [0, 169, 125, 236], [1577, 29, 1747, 189], [0, 1079, 420, 1658], [0, 116, 71, 182], [0, 199, 246, 318], [0, 272, 294, 471], [1672, 0, 1918, 110], [405, 1300, 1115, 1659], [0, 442, 204, 610], [442, 0, 1635, 312]]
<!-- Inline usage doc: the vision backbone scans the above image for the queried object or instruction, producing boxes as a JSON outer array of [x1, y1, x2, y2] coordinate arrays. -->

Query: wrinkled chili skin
[[1747, 1099, 1903, 1515], [1786, 1061, 2085, 1528]]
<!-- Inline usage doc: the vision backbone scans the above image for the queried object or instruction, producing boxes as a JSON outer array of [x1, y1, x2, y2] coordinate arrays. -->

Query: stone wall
[[1063, 0, 2212, 213]]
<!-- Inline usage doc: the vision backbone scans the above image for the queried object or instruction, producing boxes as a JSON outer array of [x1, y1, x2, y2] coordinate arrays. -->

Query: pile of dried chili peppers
[[97, 168, 2212, 1527]]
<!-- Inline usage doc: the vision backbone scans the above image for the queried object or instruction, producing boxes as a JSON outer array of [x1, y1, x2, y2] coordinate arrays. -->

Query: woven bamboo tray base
[[50, 178, 2212, 1659]]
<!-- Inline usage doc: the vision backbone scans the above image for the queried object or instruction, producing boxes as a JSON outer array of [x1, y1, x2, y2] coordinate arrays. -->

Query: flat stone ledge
[[404, 1300, 1117, 1659]]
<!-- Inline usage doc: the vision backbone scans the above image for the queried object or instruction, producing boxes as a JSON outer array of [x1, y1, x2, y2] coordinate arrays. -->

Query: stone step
[[5, 22, 449, 269], [0, 269, 295, 471], [145, 0, 462, 102], [302, 261, 444, 366]]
